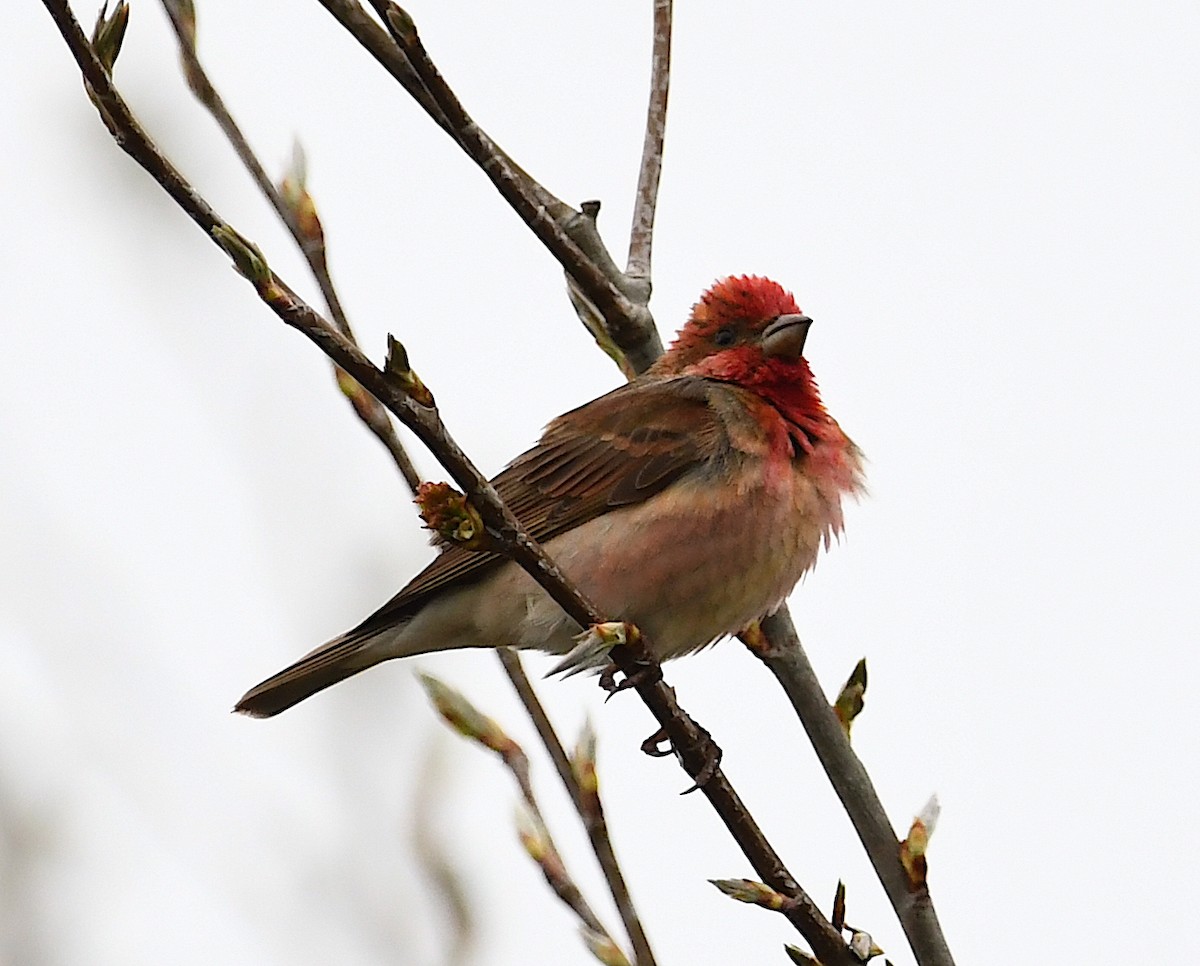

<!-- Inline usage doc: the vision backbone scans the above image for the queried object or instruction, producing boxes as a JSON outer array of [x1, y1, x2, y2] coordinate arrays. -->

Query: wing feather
[[342, 376, 729, 640]]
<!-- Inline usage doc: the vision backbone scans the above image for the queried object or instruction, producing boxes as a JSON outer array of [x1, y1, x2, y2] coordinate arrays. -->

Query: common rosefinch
[[236, 275, 863, 717]]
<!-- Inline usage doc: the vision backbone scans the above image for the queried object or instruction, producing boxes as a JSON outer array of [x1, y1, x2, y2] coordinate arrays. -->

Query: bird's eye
[[714, 327, 736, 347]]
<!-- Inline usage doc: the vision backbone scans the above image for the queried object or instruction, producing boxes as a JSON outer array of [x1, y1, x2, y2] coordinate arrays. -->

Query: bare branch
[[312, 0, 663, 372], [497, 649, 656, 966], [372, 3, 662, 368], [747, 607, 957, 966], [316, 0, 462, 141], [158, 0, 421, 494], [627, 0, 671, 283]]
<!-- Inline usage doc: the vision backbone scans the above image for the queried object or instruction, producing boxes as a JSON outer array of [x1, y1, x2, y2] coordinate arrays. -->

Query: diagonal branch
[[627, 0, 671, 283], [748, 609, 957, 966], [39, 4, 856, 961], [372, 3, 661, 371], [313, 0, 663, 373], [157, 0, 420, 494], [314, 5, 957, 963]]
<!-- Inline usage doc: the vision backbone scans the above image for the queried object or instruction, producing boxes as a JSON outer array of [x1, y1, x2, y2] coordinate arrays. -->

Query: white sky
[[3, 1, 1198, 964]]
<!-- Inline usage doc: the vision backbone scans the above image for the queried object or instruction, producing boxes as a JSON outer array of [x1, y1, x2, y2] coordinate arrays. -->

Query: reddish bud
[[416, 482, 490, 550]]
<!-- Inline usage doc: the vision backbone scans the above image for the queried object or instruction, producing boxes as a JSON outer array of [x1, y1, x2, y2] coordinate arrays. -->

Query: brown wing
[[344, 375, 729, 638]]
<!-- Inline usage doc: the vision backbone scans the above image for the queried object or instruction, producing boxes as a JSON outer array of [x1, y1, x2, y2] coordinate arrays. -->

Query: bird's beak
[[762, 314, 812, 360]]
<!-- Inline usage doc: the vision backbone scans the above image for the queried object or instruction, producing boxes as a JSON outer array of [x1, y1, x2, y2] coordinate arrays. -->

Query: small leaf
[[571, 718, 599, 796], [549, 622, 640, 678], [848, 930, 884, 961], [91, 1, 130, 74], [514, 803, 550, 863], [580, 927, 632, 966], [833, 658, 868, 735], [831, 879, 846, 931], [385, 334, 434, 406], [212, 225, 272, 289], [278, 141, 324, 244]]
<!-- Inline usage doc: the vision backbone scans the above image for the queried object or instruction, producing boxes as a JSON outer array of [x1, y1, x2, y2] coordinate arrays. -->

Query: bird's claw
[[599, 658, 662, 700], [640, 727, 673, 757], [639, 725, 723, 795], [683, 730, 723, 794]]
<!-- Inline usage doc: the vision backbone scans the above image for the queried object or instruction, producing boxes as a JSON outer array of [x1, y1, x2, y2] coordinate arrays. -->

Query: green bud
[[211, 225, 272, 288]]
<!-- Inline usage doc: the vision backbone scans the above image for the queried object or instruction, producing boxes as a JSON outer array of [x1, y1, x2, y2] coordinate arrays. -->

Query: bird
[[235, 275, 864, 718]]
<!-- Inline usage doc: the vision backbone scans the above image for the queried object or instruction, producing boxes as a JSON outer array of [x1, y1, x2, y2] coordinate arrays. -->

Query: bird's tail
[[234, 633, 384, 718]]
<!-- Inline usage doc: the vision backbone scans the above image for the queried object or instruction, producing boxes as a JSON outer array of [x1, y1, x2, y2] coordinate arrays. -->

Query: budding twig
[[496, 649, 657, 966], [899, 795, 941, 889], [418, 674, 622, 953], [158, 0, 422, 494]]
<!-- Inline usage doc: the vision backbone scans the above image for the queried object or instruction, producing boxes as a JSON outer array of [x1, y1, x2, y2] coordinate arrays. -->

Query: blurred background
[[3, 1, 1198, 963]]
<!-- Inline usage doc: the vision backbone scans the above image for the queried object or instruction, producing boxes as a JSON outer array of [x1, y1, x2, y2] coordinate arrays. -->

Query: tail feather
[[234, 635, 380, 718]]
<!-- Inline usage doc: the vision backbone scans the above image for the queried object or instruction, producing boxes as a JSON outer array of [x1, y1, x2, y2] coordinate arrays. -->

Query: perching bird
[[236, 275, 864, 717]]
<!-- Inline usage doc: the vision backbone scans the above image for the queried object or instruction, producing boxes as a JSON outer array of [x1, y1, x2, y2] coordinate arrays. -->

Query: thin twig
[[627, 0, 671, 283], [40, 7, 855, 960], [157, 0, 421, 494], [418, 674, 620, 948], [748, 607, 958, 966], [417, 676, 624, 945], [497, 649, 577, 793], [496, 649, 656, 966]]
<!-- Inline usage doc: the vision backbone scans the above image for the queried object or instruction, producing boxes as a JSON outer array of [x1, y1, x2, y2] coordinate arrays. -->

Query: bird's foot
[[599, 656, 662, 699], [640, 727, 673, 757], [640, 725, 723, 795]]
